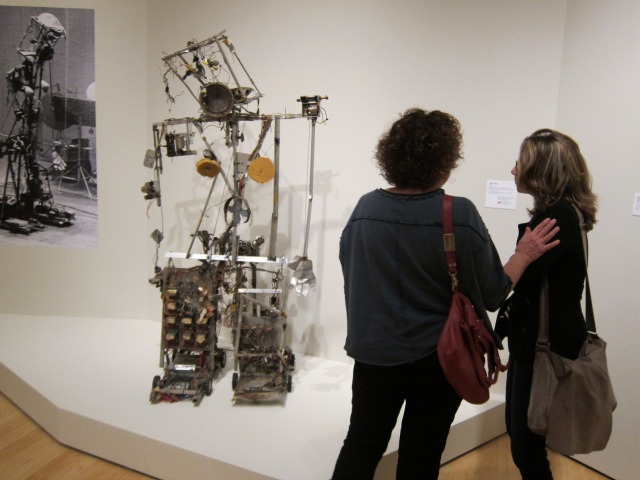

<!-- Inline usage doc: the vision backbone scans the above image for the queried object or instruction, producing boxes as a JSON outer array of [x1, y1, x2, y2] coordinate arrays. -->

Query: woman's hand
[[516, 218, 560, 261]]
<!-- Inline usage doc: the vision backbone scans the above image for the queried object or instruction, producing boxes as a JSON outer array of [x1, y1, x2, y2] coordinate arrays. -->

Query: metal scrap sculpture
[[145, 31, 326, 405]]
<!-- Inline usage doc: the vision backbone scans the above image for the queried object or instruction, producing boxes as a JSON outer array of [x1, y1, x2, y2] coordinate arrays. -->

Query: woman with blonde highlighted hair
[[516, 129, 597, 229], [501, 128, 598, 479]]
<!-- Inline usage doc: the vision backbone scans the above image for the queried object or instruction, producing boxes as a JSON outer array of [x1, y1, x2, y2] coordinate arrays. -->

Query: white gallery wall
[[145, 0, 567, 361], [0, 1, 637, 478]]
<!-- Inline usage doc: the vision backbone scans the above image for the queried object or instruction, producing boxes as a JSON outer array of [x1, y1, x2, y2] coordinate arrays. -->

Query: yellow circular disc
[[248, 157, 275, 183], [196, 158, 221, 178]]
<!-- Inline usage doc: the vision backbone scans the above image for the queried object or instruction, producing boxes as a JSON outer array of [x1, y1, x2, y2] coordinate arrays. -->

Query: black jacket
[[498, 199, 588, 364]]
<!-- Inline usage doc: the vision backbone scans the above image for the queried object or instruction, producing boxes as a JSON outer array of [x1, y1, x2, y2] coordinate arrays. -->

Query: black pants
[[505, 358, 553, 480], [332, 352, 461, 480]]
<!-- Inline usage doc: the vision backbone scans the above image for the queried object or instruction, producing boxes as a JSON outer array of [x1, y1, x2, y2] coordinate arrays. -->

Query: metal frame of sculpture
[[145, 30, 326, 405]]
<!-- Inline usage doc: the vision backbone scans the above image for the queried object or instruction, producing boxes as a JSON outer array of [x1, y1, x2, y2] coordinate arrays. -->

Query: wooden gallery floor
[[0, 392, 609, 480]]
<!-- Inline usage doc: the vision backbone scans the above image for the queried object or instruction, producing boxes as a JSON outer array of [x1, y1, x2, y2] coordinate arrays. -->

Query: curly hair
[[517, 128, 598, 230], [375, 109, 463, 189]]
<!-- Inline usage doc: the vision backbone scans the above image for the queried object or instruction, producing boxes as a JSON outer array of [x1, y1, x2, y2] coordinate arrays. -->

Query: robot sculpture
[[145, 31, 326, 405], [0, 13, 75, 233]]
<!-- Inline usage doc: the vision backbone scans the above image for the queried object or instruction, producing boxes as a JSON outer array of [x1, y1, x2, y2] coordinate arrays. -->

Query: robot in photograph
[[143, 31, 327, 406], [0, 13, 75, 234]]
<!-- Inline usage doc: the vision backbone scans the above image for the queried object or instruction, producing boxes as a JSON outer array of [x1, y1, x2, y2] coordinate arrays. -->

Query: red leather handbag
[[437, 195, 507, 404]]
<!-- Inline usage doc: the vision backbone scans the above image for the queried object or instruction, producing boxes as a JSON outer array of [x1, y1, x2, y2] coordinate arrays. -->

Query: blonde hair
[[518, 129, 597, 230]]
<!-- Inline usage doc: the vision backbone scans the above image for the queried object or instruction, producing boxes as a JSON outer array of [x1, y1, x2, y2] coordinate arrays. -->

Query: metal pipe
[[214, 36, 243, 95], [230, 121, 239, 265], [268, 116, 280, 260], [302, 117, 317, 257], [185, 175, 218, 258]]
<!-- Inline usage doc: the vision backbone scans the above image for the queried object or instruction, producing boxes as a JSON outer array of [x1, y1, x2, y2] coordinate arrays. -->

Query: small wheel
[[232, 372, 239, 390], [152, 375, 161, 389], [286, 375, 293, 393], [204, 380, 213, 396], [219, 350, 227, 369]]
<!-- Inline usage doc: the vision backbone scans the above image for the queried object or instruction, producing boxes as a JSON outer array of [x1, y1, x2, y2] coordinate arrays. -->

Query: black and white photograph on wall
[[0, 6, 97, 248]]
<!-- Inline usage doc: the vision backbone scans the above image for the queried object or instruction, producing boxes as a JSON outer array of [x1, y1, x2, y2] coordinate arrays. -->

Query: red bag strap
[[443, 194, 508, 377], [442, 194, 458, 291]]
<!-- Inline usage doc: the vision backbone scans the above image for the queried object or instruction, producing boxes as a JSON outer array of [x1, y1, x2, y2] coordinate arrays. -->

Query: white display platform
[[0, 314, 506, 480]]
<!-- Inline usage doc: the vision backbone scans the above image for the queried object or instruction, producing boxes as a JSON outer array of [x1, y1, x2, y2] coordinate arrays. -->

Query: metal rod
[[233, 294, 245, 374], [161, 30, 227, 62], [268, 116, 280, 260], [302, 118, 317, 257], [152, 124, 163, 207], [214, 36, 243, 93], [185, 175, 218, 258], [165, 252, 287, 265], [230, 121, 240, 265], [162, 58, 201, 106], [231, 48, 262, 97]]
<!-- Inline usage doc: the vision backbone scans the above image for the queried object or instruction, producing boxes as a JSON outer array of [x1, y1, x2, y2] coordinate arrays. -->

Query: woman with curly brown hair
[[501, 129, 597, 479], [332, 109, 560, 480]]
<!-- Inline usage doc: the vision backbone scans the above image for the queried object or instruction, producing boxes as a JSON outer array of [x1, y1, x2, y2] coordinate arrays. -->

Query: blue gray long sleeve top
[[339, 188, 511, 366]]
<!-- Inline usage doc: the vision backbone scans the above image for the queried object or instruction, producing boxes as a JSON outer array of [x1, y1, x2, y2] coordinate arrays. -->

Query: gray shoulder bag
[[527, 206, 616, 455]]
